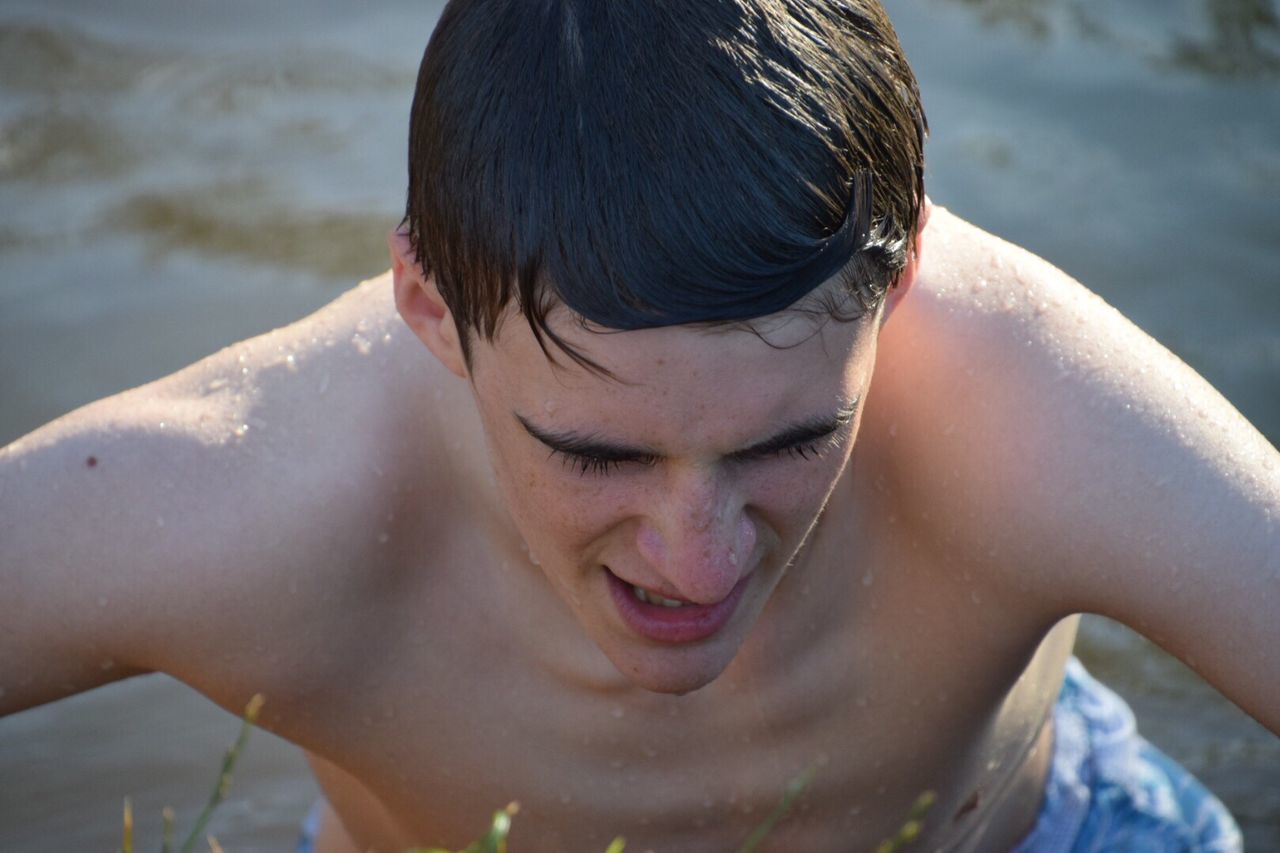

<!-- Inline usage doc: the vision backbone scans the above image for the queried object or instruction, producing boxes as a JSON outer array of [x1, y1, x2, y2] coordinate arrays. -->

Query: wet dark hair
[[405, 0, 926, 369]]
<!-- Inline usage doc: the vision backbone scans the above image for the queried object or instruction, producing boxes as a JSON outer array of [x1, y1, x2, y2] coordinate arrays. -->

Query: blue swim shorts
[[1012, 657, 1242, 852], [297, 798, 323, 853], [297, 659, 1242, 852]]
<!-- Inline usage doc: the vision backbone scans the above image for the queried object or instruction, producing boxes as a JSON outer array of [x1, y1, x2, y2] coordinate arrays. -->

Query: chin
[[602, 642, 736, 696]]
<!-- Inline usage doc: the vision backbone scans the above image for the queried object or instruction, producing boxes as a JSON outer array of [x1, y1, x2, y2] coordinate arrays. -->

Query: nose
[[634, 467, 757, 604]]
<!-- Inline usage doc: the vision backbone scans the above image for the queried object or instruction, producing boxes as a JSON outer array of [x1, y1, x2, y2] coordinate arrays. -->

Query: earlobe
[[389, 229, 469, 379]]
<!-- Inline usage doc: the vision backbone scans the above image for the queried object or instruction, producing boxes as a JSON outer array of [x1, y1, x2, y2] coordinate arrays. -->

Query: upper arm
[[874, 211, 1280, 732], [0, 375, 369, 717], [0, 398, 175, 714]]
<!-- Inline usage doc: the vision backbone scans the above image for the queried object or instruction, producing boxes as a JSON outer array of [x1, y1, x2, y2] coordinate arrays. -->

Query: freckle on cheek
[[85, 456, 98, 468]]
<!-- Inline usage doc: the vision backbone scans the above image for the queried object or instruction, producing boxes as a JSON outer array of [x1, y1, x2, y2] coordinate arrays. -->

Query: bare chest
[[286, 543, 1073, 852]]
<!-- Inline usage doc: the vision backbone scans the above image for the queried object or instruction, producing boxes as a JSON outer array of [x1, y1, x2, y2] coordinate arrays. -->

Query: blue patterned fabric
[[296, 798, 323, 853], [1013, 657, 1242, 852], [297, 658, 1243, 852]]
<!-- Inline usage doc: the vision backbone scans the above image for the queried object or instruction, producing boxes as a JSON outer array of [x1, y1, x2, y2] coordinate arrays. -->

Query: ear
[[880, 196, 931, 325], [389, 228, 469, 379]]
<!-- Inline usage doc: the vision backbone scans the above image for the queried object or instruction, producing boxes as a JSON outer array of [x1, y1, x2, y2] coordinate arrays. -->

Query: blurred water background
[[0, 1, 1276, 849]]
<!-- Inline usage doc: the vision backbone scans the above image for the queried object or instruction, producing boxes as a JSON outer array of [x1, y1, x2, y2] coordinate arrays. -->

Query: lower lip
[[606, 570, 750, 644]]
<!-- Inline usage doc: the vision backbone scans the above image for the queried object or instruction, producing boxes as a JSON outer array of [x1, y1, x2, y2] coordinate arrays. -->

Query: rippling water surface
[[0, 1, 1276, 849]]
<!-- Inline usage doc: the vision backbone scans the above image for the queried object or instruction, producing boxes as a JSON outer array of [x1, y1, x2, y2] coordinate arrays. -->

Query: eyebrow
[[515, 398, 860, 463]]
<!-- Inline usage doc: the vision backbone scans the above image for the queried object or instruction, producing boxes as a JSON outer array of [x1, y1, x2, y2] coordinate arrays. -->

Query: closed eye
[[726, 415, 852, 464], [517, 398, 857, 477], [551, 448, 658, 477]]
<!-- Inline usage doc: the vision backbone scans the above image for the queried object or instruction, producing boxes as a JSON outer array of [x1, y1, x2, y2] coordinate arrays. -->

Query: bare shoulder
[[867, 207, 1280, 725], [0, 274, 461, 715]]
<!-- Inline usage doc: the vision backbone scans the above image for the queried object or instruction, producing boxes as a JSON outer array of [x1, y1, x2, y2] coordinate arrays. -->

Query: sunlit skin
[[461, 300, 881, 694], [3, 206, 1277, 852]]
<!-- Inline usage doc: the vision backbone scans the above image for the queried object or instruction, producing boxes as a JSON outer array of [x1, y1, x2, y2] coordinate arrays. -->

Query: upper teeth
[[632, 585, 687, 607]]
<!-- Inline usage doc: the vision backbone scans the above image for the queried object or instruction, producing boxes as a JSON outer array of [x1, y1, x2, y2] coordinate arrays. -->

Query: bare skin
[[2, 207, 1276, 852]]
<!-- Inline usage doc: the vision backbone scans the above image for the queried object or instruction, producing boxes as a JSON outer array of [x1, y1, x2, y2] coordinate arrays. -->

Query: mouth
[[605, 568, 750, 644]]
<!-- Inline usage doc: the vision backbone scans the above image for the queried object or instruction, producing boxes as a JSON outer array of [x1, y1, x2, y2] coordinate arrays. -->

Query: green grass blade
[[177, 694, 264, 853], [737, 765, 817, 853]]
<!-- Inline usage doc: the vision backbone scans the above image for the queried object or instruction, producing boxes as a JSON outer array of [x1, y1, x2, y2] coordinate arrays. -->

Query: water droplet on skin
[[610, 706, 625, 719], [100, 659, 115, 671], [888, 422, 898, 438], [862, 571, 874, 587], [970, 591, 982, 605], [285, 354, 298, 371], [206, 378, 228, 392], [97, 597, 109, 608], [559, 792, 573, 805], [233, 424, 249, 438], [382, 332, 393, 344], [352, 334, 372, 355], [378, 532, 390, 545], [986, 759, 999, 771], [317, 374, 330, 394]]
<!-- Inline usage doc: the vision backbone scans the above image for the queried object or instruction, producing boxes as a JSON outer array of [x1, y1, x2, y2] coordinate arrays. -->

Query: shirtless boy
[[2, 2, 1276, 850]]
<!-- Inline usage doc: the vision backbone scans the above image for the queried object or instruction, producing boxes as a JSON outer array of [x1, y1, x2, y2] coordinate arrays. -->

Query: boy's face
[[465, 302, 883, 695]]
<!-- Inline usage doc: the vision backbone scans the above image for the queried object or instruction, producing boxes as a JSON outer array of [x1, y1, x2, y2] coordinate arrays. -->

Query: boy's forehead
[[489, 275, 871, 366], [474, 295, 875, 417]]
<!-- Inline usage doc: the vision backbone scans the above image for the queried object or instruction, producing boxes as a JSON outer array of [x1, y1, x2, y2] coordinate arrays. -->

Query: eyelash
[[553, 439, 829, 477]]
